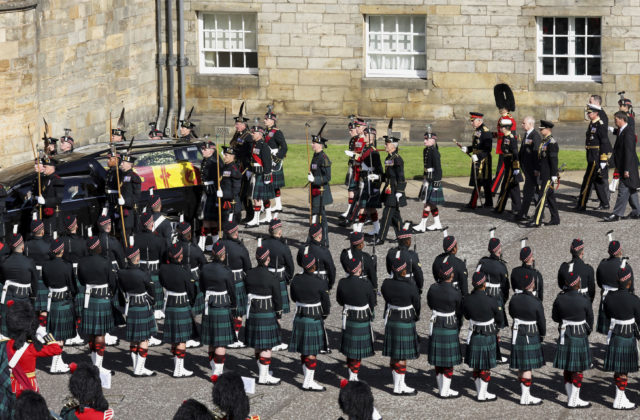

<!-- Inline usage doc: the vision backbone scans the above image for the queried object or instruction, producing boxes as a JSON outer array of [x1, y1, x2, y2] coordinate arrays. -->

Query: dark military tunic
[[264, 236, 294, 313], [340, 247, 378, 291], [244, 266, 282, 349], [265, 127, 287, 189], [385, 245, 424, 294], [199, 261, 236, 346], [220, 161, 242, 221], [152, 211, 173, 248], [532, 134, 560, 225], [25, 236, 51, 311], [159, 262, 196, 343], [508, 291, 546, 370], [462, 289, 500, 370], [467, 123, 493, 207], [289, 271, 331, 355], [381, 273, 421, 360], [577, 117, 612, 210], [310, 150, 333, 212], [510, 263, 544, 301], [357, 145, 383, 209], [34, 173, 64, 234], [427, 281, 462, 367], [120, 169, 142, 233], [552, 290, 594, 371], [200, 153, 221, 221], [230, 129, 253, 170], [557, 257, 595, 302], [517, 128, 542, 217], [495, 132, 522, 213], [421, 145, 444, 205], [41, 256, 77, 340], [249, 138, 274, 201], [220, 237, 251, 316], [432, 252, 468, 296], [297, 239, 336, 290], [596, 256, 634, 334], [477, 254, 509, 328], [77, 254, 116, 336], [603, 288, 640, 373], [134, 229, 167, 310], [336, 273, 376, 359], [117, 265, 156, 342], [378, 150, 406, 242], [98, 232, 125, 269]]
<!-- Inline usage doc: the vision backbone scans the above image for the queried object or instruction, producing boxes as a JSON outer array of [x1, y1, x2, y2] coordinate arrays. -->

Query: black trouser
[[495, 170, 521, 213], [468, 179, 493, 208], [518, 171, 538, 217], [578, 161, 609, 209], [533, 179, 559, 225], [378, 205, 402, 242]]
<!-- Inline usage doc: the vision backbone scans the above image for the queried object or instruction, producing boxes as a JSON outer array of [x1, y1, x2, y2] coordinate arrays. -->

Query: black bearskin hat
[[172, 399, 214, 420], [212, 371, 250, 420], [339, 381, 375, 420], [69, 363, 109, 412], [14, 390, 51, 420], [6, 300, 39, 351]]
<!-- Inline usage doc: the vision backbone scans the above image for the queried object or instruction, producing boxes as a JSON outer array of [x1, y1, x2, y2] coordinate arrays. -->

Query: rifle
[[29, 125, 43, 219], [215, 134, 222, 237], [111, 142, 128, 248], [304, 121, 312, 223]]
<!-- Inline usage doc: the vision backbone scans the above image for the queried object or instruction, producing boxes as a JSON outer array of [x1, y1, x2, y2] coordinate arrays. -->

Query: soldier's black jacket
[[385, 245, 424, 294], [25, 237, 51, 265], [0, 252, 39, 294], [230, 129, 253, 169], [297, 239, 336, 290], [462, 289, 500, 335], [200, 261, 236, 308], [220, 161, 242, 202], [60, 233, 88, 265], [77, 254, 116, 291], [220, 238, 251, 273], [41, 256, 76, 294], [468, 123, 493, 161], [151, 211, 173, 248], [339, 247, 377, 291], [105, 167, 121, 201], [585, 118, 612, 163], [519, 129, 542, 174], [552, 290, 594, 336], [336, 274, 377, 321], [381, 273, 421, 322], [500, 133, 523, 182], [310, 151, 332, 207], [510, 263, 544, 301], [244, 266, 282, 313], [432, 252, 468, 296], [98, 232, 125, 269], [557, 257, 596, 302], [477, 254, 510, 302], [117, 265, 155, 303], [179, 239, 206, 272], [264, 237, 294, 282], [265, 128, 287, 162], [604, 289, 640, 337], [508, 291, 546, 337], [134, 230, 166, 271], [382, 151, 406, 207], [537, 135, 559, 182], [427, 281, 462, 329], [120, 169, 141, 211], [34, 173, 64, 212], [597, 257, 634, 293], [423, 145, 442, 181], [201, 154, 220, 193], [179, 132, 198, 142], [290, 271, 331, 319], [159, 262, 196, 305]]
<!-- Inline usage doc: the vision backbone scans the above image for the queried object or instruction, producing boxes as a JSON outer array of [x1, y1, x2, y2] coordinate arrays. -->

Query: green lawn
[[282, 144, 590, 188]]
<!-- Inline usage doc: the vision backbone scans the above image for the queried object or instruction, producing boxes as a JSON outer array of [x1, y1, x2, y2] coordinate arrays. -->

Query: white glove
[[368, 174, 379, 181], [270, 148, 278, 155], [216, 189, 223, 198], [608, 126, 615, 133], [395, 193, 402, 200], [551, 176, 558, 183], [118, 196, 125, 206], [461, 146, 468, 153], [245, 170, 252, 179], [513, 169, 520, 176], [600, 162, 607, 170], [471, 154, 478, 163], [37, 195, 45, 205], [308, 173, 315, 183], [36, 325, 47, 343], [344, 150, 355, 157]]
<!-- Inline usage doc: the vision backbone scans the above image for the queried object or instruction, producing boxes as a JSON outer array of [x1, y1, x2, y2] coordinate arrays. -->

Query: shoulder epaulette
[[482, 126, 490, 132]]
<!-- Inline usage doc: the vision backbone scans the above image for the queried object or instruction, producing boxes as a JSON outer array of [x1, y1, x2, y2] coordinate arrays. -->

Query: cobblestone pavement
[[37, 172, 640, 419]]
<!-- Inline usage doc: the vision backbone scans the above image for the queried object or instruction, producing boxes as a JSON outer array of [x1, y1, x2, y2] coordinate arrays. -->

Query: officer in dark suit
[[557, 238, 595, 302], [431, 229, 468, 296], [495, 118, 522, 214], [463, 112, 493, 209], [530, 120, 560, 227], [516, 116, 542, 221], [308, 130, 333, 247], [376, 135, 406, 245], [577, 104, 612, 211]]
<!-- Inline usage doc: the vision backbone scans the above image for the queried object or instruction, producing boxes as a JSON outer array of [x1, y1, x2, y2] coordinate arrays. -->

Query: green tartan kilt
[[289, 316, 326, 355], [426, 182, 445, 205], [340, 320, 374, 360], [245, 311, 281, 350], [280, 280, 290, 314], [251, 174, 275, 200], [428, 327, 462, 367], [234, 281, 247, 317], [74, 285, 84, 317], [192, 289, 205, 315], [80, 297, 114, 336], [151, 275, 163, 311], [509, 334, 544, 371], [272, 167, 285, 189], [34, 278, 48, 312], [596, 304, 610, 334], [125, 304, 157, 342], [553, 335, 592, 371], [465, 333, 497, 370], [163, 304, 193, 344], [201, 307, 235, 347], [47, 299, 75, 341], [383, 321, 420, 360], [604, 335, 639, 373]]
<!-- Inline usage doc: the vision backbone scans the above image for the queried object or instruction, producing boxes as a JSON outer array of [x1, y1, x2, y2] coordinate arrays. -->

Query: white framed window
[[366, 15, 426, 78], [536, 17, 601, 82], [198, 13, 258, 75]]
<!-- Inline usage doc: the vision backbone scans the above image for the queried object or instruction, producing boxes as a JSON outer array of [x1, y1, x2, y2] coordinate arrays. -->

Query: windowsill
[[191, 73, 259, 87], [361, 77, 429, 89]]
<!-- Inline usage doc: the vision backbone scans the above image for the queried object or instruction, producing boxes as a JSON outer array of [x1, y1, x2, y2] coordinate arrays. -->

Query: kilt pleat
[[252, 175, 275, 200], [234, 282, 247, 317], [151, 275, 163, 311], [163, 305, 193, 344], [201, 307, 235, 347], [341, 320, 374, 359], [465, 333, 497, 370], [74, 285, 84, 318], [34, 279, 48, 312], [47, 299, 75, 340], [125, 304, 157, 342], [383, 320, 420, 360], [428, 327, 462, 367], [280, 280, 290, 314], [272, 167, 285, 189], [289, 316, 325, 355], [426, 183, 445, 204], [509, 334, 544, 371], [192, 286, 205, 315], [80, 297, 114, 336], [596, 306, 610, 335], [553, 335, 591, 371], [245, 311, 281, 350], [604, 335, 639, 373]]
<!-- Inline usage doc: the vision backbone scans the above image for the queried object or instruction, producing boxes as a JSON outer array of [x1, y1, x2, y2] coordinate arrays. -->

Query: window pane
[[542, 37, 553, 55], [204, 31, 214, 49], [414, 55, 426, 71], [588, 17, 601, 35], [203, 14, 215, 30], [230, 14, 242, 30], [369, 16, 381, 32], [231, 51, 244, 67], [413, 35, 425, 52], [218, 52, 230, 67], [575, 58, 586, 75], [556, 37, 568, 55], [587, 37, 600, 55], [556, 57, 568, 75], [369, 54, 381, 70], [587, 57, 601, 75], [413, 16, 425, 33], [244, 14, 256, 30], [397, 16, 410, 32], [204, 52, 216, 67], [555, 18, 568, 35], [575, 37, 585, 55], [398, 55, 411, 70], [246, 52, 258, 68], [575, 18, 585, 35], [230, 31, 242, 49], [383, 34, 395, 51], [397, 34, 411, 52], [382, 16, 395, 32], [383, 55, 395, 70], [245, 31, 256, 50], [542, 57, 554, 75], [220, 30, 230, 49], [217, 14, 229, 30], [369, 34, 382, 51], [542, 17, 553, 34]]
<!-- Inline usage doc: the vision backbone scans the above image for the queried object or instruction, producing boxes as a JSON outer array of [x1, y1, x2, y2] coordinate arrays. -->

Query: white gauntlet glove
[[216, 189, 223, 198], [37, 196, 45, 205], [513, 169, 520, 176], [344, 150, 355, 157], [551, 176, 558, 183], [471, 154, 479, 163], [307, 173, 315, 183], [118, 196, 125, 206], [461, 146, 468, 153], [395, 193, 402, 200]]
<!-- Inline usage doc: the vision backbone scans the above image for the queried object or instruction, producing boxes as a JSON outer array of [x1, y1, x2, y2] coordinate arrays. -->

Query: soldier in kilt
[[336, 256, 376, 383], [603, 261, 640, 410], [289, 252, 331, 391], [134, 212, 167, 320], [557, 238, 596, 302], [78, 236, 116, 372], [177, 222, 206, 316], [297, 223, 337, 291], [41, 238, 76, 374], [381, 253, 421, 396], [508, 276, 546, 405], [552, 270, 594, 408], [510, 243, 544, 300], [220, 146, 243, 226], [200, 140, 221, 241], [427, 259, 463, 398], [431, 230, 468, 296], [220, 216, 251, 348], [309, 133, 333, 247], [339, 231, 378, 293], [596, 238, 633, 334], [246, 124, 274, 227], [244, 243, 283, 385], [264, 108, 287, 212], [384, 225, 424, 295], [24, 217, 50, 323], [376, 136, 407, 246], [159, 243, 197, 378], [200, 241, 236, 380], [342, 120, 367, 226], [118, 244, 157, 377], [414, 129, 445, 232], [463, 271, 500, 402]]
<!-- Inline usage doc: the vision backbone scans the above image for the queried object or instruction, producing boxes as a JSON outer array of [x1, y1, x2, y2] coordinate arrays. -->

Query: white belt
[[268, 267, 285, 273], [204, 290, 228, 315], [342, 304, 370, 329], [163, 290, 188, 312], [124, 292, 149, 316], [467, 319, 495, 344], [560, 320, 587, 345], [1, 281, 31, 304], [512, 319, 537, 344], [514, 289, 537, 297], [84, 284, 109, 309], [72, 263, 78, 275], [47, 286, 68, 312], [429, 310, 456, 336], [607, 318, 636, 344], [602, 285, 617, 300], [203, 181, 215, 185], [252, 163, 263, 167], [232, 269, 244, 274], [486, 282, 500, 288], [579, 287, 589, 294], [246, 294, 272, 319], [140, 260, 160, 265], [425, 168, 434, 173], [190, 267, 199, 273], [317, 270, 327, 276], [107, 189, 118, 194], [384, 304, 414, 327]]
